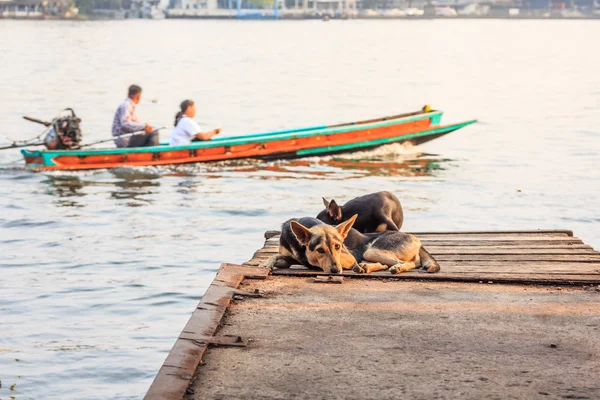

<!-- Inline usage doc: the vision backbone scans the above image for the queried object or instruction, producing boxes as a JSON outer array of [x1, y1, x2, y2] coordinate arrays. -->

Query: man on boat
[[170, 100, 220, 145], [112, 85, 158, 148]]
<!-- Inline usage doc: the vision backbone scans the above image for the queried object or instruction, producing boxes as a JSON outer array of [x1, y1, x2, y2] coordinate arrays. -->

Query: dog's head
[[290, 214, 357, 274], [316, 197, 343, 225]]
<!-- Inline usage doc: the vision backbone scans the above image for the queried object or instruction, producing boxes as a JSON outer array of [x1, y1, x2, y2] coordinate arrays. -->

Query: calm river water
[[0, 19, 599, 399]]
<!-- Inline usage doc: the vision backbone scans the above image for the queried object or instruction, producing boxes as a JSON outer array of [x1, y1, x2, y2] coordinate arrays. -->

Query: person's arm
[[195, 128, 221, 141]]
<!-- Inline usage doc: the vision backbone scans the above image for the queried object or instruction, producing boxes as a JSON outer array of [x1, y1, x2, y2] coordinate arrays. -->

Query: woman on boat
[[170, 100, 221, 146]]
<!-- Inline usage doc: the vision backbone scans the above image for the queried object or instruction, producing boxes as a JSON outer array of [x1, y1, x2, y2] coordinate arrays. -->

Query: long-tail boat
[[21, 108, 476, 171]]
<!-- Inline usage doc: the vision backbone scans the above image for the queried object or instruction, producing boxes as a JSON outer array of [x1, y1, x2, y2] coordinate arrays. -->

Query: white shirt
[[170, 116, 201, 146]]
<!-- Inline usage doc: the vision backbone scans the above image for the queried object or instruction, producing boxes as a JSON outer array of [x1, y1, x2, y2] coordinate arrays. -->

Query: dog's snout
[[330, 267, 340, 274]]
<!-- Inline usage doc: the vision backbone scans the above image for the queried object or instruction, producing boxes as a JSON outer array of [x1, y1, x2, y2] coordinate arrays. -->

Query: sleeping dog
[[317, 191, 403, 233], [268, 214, 439, 275]]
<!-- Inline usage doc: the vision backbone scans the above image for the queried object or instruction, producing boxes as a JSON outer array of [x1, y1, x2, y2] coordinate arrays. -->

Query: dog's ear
[[335, 214, 357, 239], [290, 220, 312, 245], [322, 197, 330, 208], [328, 199, 342, 221]]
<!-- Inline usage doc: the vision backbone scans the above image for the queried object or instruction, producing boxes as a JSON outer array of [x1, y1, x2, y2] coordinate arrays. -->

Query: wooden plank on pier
[[257, 247, 599, 255], [270, 269, 600, 284], [258, 230, 600, 285], [263, 229, 576, 238]]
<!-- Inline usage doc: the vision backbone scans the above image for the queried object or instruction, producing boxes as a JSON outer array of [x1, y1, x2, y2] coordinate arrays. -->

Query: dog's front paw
[[353, 263, 367, 274], [267, 255, 291, 271], [266, 255, 279, 271]]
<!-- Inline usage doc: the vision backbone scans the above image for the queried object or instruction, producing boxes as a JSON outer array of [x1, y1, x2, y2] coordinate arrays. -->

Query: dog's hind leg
[[390, 247, 419, 274], [353, 247, 399, 274], [359, 238, 422, 274], [362, 247, 402, 265], [389, 261, 417, 274], [387, 244, 439, 274]]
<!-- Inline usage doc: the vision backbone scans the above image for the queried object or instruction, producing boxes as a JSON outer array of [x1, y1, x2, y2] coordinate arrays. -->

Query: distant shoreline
[[0, 9, 600, 21], [2, 13, 600, 21]]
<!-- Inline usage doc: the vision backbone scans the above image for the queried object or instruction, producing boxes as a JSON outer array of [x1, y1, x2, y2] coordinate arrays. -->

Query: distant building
[[0, 0, 76, 18], [0, 0, 42, 18], [280, 0, 357, 12], [171, 0, 217, 8], [309, 0, 357, 11]]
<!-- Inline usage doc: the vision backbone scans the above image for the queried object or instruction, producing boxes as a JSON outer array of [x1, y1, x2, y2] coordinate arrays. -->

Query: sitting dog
[[268, 214, 440, 275], [317, 191, 403, 233]]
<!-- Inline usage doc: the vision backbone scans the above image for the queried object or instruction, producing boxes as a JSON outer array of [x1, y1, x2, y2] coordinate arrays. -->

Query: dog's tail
[[419, 246, 440, 273]]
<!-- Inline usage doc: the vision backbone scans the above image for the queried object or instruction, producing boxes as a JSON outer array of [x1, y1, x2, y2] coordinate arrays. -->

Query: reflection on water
[[274, 154, 452, 178], [110, 168, 162, 182], [109, 173, 160, 205], [229, 154, 451, 179], [42, 176, 85, 197], [175, 179, 201, 195], [41, 169, 163, 207], [39, 150, 450, 205], [159, 142, 451, 180]]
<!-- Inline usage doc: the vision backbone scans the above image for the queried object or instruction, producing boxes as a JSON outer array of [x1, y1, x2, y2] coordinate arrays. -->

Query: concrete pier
[[145, 229, 600, 399]]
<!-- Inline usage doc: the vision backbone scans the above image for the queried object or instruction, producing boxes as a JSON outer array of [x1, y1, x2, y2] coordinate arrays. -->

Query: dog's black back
[[317, 191, 403, 233]]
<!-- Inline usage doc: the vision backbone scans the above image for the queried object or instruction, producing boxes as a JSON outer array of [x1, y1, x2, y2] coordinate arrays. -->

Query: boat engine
[[44, 108, 83, 150]]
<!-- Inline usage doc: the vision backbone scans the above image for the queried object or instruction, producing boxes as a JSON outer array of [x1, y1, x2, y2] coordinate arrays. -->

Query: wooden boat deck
[[144, 230, 600, 400]]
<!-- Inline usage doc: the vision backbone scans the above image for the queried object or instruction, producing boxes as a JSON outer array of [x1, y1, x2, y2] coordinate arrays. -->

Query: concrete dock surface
[[144, 230, 600, 400], [191, 278, 600, 400]]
